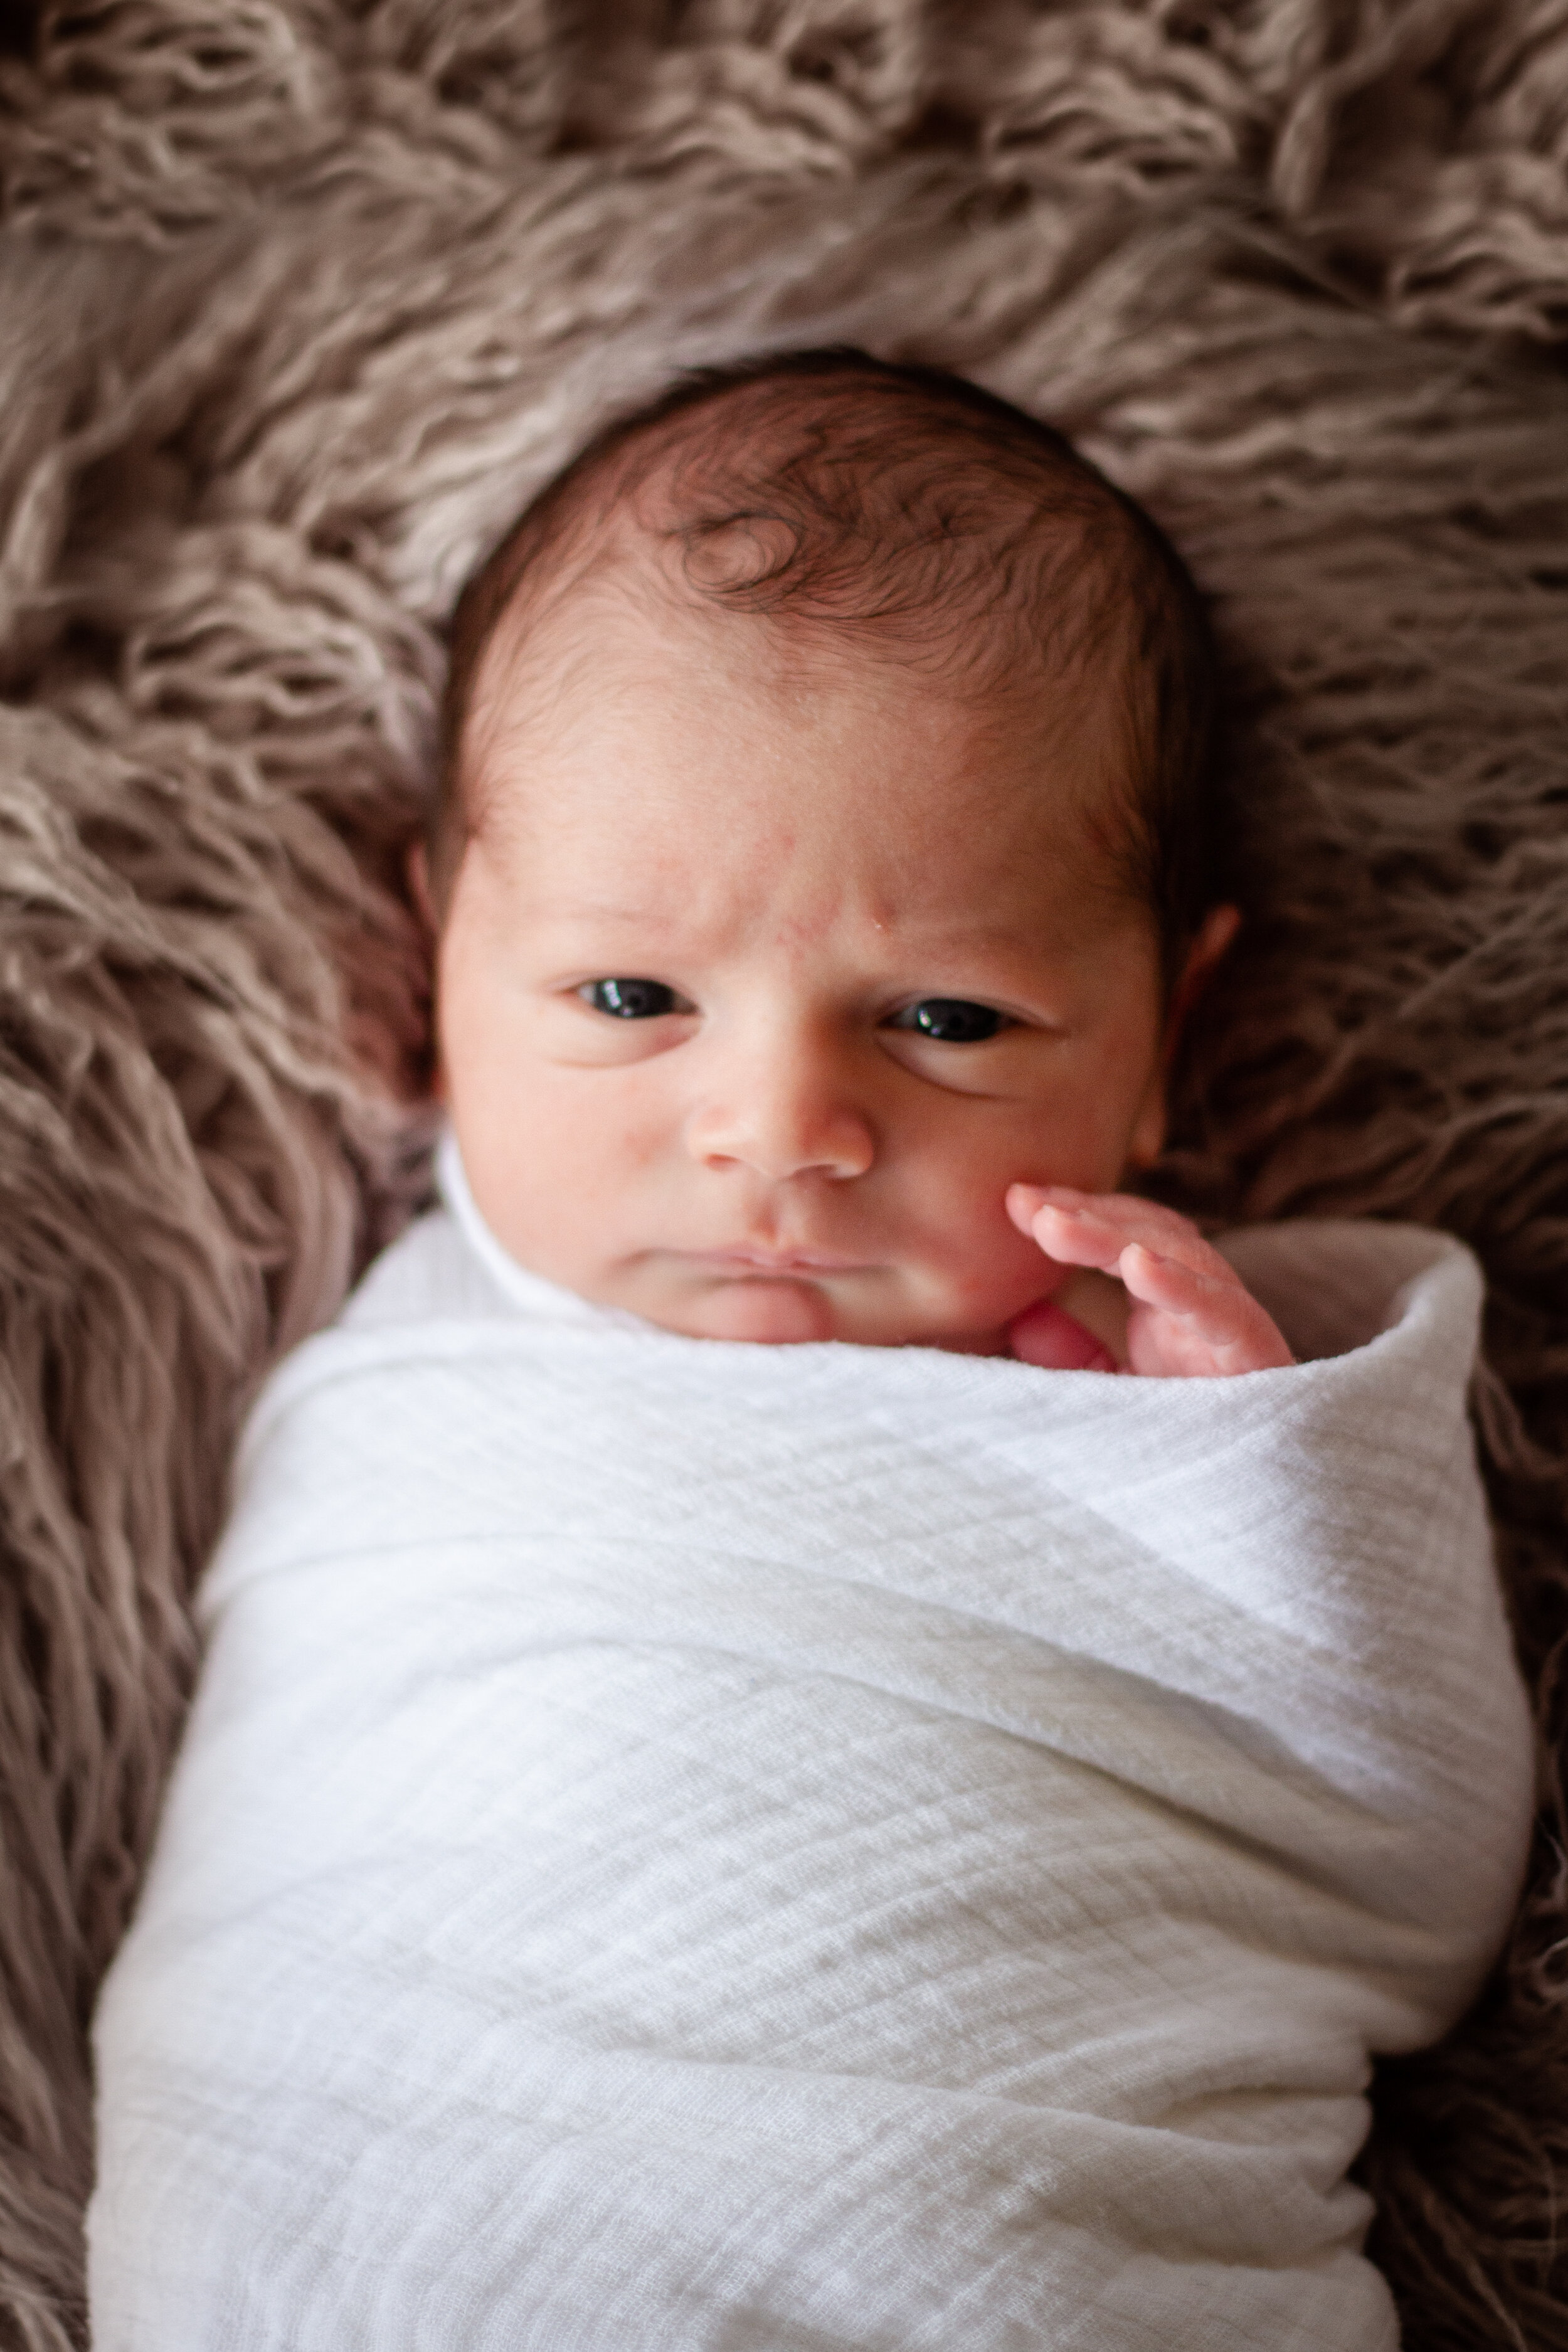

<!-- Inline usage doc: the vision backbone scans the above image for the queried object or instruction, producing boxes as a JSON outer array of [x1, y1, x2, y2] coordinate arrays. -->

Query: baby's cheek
[[452, 1104, 603, 1284], [943, 1189, 1070, 1303]]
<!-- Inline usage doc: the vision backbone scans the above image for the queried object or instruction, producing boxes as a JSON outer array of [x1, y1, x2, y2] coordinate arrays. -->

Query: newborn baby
[[421, 347, 1285, 1379], [88, 352, 1534, 2352]]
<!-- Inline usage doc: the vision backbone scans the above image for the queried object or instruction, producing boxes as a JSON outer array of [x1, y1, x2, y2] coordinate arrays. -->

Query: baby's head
[[417, 349, 1235, 1350]]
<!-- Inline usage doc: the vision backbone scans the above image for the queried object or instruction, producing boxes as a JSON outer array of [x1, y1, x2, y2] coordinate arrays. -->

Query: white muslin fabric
[[88, 1143, 1535, 2351]]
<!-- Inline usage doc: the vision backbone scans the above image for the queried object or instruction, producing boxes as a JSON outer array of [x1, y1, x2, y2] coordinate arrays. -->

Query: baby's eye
[[577, 978, 692, 1020], [886, 998, 1009, 1044]]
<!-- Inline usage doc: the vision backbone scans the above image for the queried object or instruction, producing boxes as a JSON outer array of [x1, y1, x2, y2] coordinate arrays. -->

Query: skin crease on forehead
[[419, 566, 1236, 1353]]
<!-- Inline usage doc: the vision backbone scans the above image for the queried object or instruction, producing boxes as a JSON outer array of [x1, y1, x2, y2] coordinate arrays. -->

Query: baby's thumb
[[1007, 1298, 1119, 1374]]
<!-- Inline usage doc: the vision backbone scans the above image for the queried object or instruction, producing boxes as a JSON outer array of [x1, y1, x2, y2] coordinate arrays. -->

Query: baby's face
[[433, 593, 1175, 1352]]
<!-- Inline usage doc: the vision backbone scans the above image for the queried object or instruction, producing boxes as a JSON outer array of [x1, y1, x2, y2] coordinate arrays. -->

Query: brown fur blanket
[[1, 2, 1565, 2343]]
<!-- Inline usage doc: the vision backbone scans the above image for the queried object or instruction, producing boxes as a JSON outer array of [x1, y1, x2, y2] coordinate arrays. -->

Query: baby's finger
[[1007, 1187, 1221, 1285], [1073, 1191, 1234, 1271], [1119, 1242, 1231, 1319], [1007, 1297, 1120, 1374], [1120, 1243, 1294, 1372], [1005, 1189, 1129, 1275]]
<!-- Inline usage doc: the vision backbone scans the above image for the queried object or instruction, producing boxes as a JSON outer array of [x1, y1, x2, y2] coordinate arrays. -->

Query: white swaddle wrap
[[89, 1143, 1535, 2351]]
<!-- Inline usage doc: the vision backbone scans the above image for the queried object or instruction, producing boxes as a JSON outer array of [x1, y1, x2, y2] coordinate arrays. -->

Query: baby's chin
[[680, 1277, 839, 1345], [641, 1273, 1012, 1353]]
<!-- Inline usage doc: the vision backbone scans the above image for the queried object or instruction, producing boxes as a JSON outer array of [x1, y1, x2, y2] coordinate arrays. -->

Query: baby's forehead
[[478, 542, 1125, 822], [474, 583, 1142, 943]]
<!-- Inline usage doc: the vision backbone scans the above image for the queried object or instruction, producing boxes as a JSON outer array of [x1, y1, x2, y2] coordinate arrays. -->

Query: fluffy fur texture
[[0, 2, 1564, 2344]]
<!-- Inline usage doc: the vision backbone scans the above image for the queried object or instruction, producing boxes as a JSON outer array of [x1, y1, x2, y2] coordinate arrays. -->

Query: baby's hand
[[1005, 1187, 1295, 1378]]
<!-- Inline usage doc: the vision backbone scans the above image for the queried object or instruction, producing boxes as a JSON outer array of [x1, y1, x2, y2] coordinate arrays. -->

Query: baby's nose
[[685, 1036, 874, 1184]]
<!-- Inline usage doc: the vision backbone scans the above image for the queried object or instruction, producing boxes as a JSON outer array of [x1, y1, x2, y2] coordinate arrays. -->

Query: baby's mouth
[[676, 1248, 871, 1277]]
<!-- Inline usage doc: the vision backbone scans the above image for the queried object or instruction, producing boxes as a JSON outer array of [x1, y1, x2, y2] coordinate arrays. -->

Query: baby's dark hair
[[434, 348, 1221, 965]]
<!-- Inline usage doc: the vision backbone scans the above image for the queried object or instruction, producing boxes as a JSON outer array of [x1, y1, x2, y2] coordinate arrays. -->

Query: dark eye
[[579, 978, 689, 1020], [888, 998, 1007, 1044]]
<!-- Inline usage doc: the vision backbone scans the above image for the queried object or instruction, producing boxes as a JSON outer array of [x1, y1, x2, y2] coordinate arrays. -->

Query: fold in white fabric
[[88, 1150, 1535, 2351]]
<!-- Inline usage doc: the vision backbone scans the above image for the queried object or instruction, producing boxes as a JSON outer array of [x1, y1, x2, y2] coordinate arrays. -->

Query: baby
[[417, 347, 1289, 1379], [88, 353, 1534, 2352]]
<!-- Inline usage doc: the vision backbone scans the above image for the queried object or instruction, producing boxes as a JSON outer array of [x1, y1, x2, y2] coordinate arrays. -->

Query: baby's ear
[[1127, 1068, 1168, 1170], [406, 836, 437, 939], [1165, 904, 1240, 1059], [1129, 905, 1241, 1169]]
